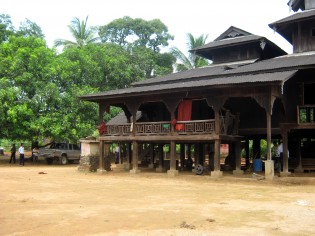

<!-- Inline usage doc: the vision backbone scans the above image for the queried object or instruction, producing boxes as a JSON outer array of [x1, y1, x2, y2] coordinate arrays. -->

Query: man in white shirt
[[18, 143, 25, 166]]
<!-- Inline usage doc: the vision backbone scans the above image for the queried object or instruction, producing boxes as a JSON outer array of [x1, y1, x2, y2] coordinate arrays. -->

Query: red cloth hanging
[[177, 100, 192, 121], [176, 100, 192, 131]]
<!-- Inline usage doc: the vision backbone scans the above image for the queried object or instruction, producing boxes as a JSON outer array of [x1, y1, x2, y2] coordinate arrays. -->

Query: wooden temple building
[[80, 0, 315, 178]]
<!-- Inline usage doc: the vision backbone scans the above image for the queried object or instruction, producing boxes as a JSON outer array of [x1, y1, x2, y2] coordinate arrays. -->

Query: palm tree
[[54, 16, 98, 49], [171, 33, 209, 71]]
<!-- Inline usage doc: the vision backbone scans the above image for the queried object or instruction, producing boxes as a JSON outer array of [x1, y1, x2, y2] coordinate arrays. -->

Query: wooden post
[[97, 140, 106, 174], [280, 131, 291, 176], [266, 111, 272, 161], [130, 141, 140, 174], [180, 144, 185, 170], [233, 140, 244, 175], [211, 109, 223, 177], [265, 110, 274, 180], [213, 139, 221, 172], [295, 135, 303, 172], [156, 144, 164, 172], [245, 139, 250, 168], [169, 141, 176, 171]]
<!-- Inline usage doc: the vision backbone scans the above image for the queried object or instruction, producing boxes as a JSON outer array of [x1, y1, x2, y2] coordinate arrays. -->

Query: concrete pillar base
[[210, 170, 223, 178], [113, 164, 125, 171], [294, 165, 304, 173], [280, 171, 291, 177], [264, 160, 274, 181], [148, 163, 154, 169], [97, 169, 107, 174], [233, 169, 244, 175], [130, 169, 141, 174], [124, 163, 131, 171], [155, 167, 165, 172], [167, 170, 179, 177]]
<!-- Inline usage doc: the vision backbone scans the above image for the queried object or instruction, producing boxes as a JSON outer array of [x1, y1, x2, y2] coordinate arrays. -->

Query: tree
[[99, 17, 175, 78], [98, 16, 133, 46], [0, 36, 99, 142], [0, 14, 14, 43], [16, 18, 45, 39], [54, 16, 99, 49], [99, 16, 173, 52], [171, 33, 209, 71]]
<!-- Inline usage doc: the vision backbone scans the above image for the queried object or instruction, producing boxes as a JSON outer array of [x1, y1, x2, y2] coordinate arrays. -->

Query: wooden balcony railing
[[104, 117, 240, 136], [298, 105, 315, 124], [174, 120, 215, 134]]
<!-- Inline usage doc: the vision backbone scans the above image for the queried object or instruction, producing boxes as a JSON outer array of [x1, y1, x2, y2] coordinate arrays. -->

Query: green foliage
[[0, 15, 176, 143], [99, 17, 175, 78], [171, 33, 210, 72], [54, 16, 99, 49], [0, 14, 14, 43], [16, 19, 45, 39]]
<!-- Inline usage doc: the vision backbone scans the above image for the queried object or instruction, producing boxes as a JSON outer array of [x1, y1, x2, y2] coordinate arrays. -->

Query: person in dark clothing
[[9, 144, 16, 164]]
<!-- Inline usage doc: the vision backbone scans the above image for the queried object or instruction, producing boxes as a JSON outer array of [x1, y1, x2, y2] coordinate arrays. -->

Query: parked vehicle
[[40, 142, 81, 165]]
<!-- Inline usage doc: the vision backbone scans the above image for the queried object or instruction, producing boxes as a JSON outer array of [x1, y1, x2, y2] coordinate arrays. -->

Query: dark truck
[[40, 142, 81, 165]]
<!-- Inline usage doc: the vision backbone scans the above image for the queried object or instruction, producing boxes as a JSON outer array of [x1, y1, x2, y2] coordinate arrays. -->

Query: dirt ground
[[1, 154, 315, 236]]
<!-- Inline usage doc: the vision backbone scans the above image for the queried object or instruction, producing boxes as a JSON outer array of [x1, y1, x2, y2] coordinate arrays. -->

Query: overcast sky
[[3, 0, 294, 54]]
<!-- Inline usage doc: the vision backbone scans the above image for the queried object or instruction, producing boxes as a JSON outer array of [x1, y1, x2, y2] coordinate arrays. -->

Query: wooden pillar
[[264, 110, 274, 180], [148, 144, 154, 168], [233, 140, 244, 175], [156, 144, 164, 172], [214, 108, 221, 171], [126, 100, 141, 174], [169, 141, 176, 171], [245, 139, 250, 168], [295, 135, 303, 172], [164, 98, 180, 177], [280, 131, 291, 176], [213, 139, 221, 172], [97, 140, 106, 174], [180, 144, 185, 170], [266, 111, 272, 161], [130, 141, 140, 174]]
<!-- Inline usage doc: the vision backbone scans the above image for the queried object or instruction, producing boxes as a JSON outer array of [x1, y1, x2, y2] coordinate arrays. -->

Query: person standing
[[9, 144, 16, 164], [115, 145, 120, 164], [18, 143, 25, 166]]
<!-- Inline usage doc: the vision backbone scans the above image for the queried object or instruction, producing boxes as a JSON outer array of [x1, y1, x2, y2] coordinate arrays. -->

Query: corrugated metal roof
[[132, 59, 257, 87], [222, 52, 315, 75], [192, 35, 264, 51], [269, 8, 315, 27], [80, 70, 297, 101]]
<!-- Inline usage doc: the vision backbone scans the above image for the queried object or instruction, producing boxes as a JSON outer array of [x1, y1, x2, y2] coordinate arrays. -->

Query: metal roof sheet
[[192, 35, 264, 51], [269, 8, 315, 27], [222, 51, 315, 75], [132, 59, 257, 87], [80, 70, 297, 101]]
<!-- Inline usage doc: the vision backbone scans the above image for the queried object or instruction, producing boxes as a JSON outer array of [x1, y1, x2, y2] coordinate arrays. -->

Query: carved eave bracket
[[205, 96, 228, 112], [253, 94, 277, 115], [125, 100, 141, 116], [164, 98, 181, 118]]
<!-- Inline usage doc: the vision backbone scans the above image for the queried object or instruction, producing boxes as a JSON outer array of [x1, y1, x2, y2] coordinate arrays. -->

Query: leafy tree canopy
[[54, 16, 99, 50], [99, 16, 174, 53], [171, 33, 209, 72], [16, 18, 45, 39]]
